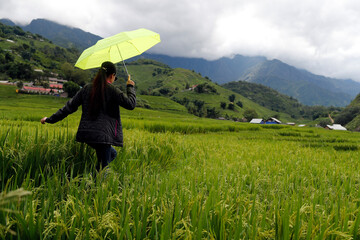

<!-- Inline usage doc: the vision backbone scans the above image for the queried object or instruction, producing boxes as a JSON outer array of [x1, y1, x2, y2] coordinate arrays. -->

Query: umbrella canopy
[[75, 28, 161, 71]]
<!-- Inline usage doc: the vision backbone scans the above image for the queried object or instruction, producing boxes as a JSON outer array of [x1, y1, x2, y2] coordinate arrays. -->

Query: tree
[[5, 52, 14, 63], [16, 81, 23, 89], [61, 62, 90, 86], [206, 107, 220, 118], [194, 84, 204, 93], [63, 81, 80, 98], [228, 103, 235, 110], [42, 82, 50, 89], [159, 87, 170, 95], [61, 62, 74, 80], [334, 106, 360, 125], [220, 102, 226, 109], [229, 94, 235, 102], [236, 101, 243, 108], [13, 26, 25, 36], [7, 62, 34, 81], [194, 83, 218, 94], [243, 108, 258, 121], [21, 51, 32, 61], [193, 100, 205, 110], [319, 119, 331, 128], [72, 69, 90, 86]]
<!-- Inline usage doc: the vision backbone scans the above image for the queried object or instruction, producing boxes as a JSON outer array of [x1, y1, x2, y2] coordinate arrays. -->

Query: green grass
[[126, 63, 294, 121], [2, 84, 360, 239], [138, 95, 188, 113]]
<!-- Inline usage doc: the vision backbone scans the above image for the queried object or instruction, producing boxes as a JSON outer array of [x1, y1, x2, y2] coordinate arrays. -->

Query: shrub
[[228, 103, 235, 110], [236, 101, 243, 108], [220, 102, 226, 109], [243, 108, 258, 121], [63, 81, 80, 98]]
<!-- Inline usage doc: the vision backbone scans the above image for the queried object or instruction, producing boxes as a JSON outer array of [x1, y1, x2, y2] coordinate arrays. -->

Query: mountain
[[222, 81, 304, 118], [140, 53, 266, 84], [0, 18, 102, 50], [139, 54, 360, 107], [0, 18, 16, 26], [3, 18, 360, 107], [23, 19, 102, 50], [239, 59, 359, 107], [118, 59, 292, 121]]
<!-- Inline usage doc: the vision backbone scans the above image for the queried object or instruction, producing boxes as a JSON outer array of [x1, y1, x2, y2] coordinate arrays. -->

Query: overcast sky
[[1, 0, 360, 81]]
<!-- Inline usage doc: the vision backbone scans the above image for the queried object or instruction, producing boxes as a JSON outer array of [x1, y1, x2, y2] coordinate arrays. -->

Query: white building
[[326, 124, 347, 131], [250, 118, 264, 124]]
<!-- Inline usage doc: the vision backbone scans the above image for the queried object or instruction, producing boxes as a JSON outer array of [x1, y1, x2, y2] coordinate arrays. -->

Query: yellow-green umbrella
[[75, 28, 161, 74]]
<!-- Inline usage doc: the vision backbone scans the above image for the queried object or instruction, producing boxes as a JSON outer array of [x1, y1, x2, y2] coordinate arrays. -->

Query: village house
[[265, 117, 281, 124], [250, 117, 282, 124], [49, 77, 67, 84], [250, 118, 264, 124], [325, 124, 347, 131], [188, 85, 198, 91], [20, 86, 60, 94], [18, 77, 68, 97]]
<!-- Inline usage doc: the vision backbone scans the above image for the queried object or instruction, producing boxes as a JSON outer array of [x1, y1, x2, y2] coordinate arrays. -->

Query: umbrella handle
[[116, 45, 129, 77], [122, 59, 129, 76]]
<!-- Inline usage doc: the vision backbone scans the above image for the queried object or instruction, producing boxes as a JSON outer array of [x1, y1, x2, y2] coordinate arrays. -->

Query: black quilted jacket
[[45, 83, 136, 146]]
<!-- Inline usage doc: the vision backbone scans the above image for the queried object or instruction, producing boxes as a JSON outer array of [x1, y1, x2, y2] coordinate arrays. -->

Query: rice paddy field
[[2, 84, 360, 239]]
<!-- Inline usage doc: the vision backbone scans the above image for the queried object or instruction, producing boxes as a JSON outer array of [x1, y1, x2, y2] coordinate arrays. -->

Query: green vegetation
[[0, 23, 319, 123], [223, 80, 343, 121], [63, 81, 80, 98], [335, 94, 360, 130], [0, 23, 91, 85], [125, 60, 293, 121], [2, 83, 360, 239]]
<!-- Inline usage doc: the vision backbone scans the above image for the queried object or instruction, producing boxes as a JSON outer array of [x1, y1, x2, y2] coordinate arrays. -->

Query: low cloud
[[1, 0, 360, 81]]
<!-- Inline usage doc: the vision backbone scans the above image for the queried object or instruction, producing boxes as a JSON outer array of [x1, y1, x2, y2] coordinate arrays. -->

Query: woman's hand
[[126, 75, 135, 86], [41, 117, 47, 124]]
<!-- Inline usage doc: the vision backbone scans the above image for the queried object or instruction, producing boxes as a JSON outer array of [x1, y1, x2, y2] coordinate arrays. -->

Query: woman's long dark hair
[[89, 62, 116, 118]]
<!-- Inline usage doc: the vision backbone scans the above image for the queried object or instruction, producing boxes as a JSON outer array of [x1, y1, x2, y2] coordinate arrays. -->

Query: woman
[[41, 61, 136, 171]]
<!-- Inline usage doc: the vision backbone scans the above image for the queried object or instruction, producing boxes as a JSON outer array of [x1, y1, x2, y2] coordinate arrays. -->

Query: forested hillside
[[117, 59, 289, 121], [0, 23, 90, 85], [334, 94, 360, 130], [223, 81, 342, 120], [0, 22, 343, 123]]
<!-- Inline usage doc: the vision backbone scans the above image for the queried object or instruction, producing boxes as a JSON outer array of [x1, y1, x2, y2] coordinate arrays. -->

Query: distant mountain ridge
[[0, 18, 16, 26], [2, 18, 360, 107], [239, 59, 358, 106], [140, 53, 267, 84], [141, 54, 360, 107], [222, 81, 304, 118], [0, 18, 102, 50]]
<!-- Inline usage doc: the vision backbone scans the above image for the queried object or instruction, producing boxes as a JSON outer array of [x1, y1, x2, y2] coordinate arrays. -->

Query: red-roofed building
[[49, 84, 63, 89], [22, 86, 60, 94]]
